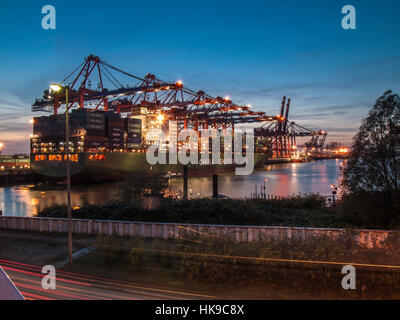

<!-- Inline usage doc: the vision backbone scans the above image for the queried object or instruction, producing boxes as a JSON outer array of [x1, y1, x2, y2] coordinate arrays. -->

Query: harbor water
[[0, 159, 344, 217]]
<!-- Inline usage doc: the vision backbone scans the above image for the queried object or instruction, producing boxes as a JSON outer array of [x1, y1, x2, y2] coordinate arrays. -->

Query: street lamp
[[0, 143, 3, 154], [50, 83, 73, 265]]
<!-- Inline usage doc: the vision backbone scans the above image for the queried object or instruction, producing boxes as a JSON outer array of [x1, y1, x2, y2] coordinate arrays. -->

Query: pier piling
[[213, 174, 218, 199], [183, 165, 188, 200]]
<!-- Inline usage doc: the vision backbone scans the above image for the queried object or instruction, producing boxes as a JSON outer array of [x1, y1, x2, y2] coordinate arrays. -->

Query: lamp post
[[50, 83, 72, 265], [0, 143, 3, 155]]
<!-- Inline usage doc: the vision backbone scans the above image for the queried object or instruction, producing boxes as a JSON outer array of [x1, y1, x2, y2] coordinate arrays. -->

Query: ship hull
[[31, 152, 281, 182]]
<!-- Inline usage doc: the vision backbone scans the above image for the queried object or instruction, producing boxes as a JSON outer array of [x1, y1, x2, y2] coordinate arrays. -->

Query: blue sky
[[0, 0, 399, 153]]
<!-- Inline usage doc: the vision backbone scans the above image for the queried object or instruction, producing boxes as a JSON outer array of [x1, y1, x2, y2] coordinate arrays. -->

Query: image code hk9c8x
[[1, 0, 400, 311]]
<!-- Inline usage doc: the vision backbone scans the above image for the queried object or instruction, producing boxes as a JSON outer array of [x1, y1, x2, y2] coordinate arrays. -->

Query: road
[[0, 259, 218, 300]]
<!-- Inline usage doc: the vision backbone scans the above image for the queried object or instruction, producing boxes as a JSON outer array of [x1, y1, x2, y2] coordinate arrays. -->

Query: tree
[[116, 172, 166, 204], [341, 91, 400, 225]]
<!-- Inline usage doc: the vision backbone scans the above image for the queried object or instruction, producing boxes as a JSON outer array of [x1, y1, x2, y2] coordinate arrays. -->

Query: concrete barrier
[[0, 216, 398, 248]]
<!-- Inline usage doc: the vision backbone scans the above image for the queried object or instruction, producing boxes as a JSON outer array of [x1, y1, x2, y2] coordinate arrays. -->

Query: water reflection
[[0, 184, 117, 217], [169, 159, 343, 199], [0, 159, 343, 217]]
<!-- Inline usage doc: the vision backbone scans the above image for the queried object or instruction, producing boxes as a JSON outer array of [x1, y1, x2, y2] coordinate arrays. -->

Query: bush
[[38, 194, 349, 228], [340, 191, 400, 229], [116, 172, 166, 203], [253, 193, 327, 209]]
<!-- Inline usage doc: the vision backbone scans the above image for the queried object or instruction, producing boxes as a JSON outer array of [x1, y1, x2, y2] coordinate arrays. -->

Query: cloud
[[0, 92, 28, 110], [0, 92, 33, 154]]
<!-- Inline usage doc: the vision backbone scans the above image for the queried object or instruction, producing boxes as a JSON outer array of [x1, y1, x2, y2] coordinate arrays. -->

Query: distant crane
[[255, 96, 328, 157]]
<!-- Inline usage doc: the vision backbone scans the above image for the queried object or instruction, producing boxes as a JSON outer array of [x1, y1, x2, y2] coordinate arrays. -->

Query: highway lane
[[0, 259, 218, 300]]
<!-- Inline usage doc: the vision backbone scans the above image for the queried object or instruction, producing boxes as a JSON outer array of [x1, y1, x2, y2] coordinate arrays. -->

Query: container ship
[[30, 55, 327, 182], [31, 108, 273, 182]]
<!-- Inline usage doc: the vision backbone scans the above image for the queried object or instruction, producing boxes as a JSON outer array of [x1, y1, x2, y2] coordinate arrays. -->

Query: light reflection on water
[[170, 159, 344, 199], [0, 184, 118, 218], [0, 159, 344, 217]]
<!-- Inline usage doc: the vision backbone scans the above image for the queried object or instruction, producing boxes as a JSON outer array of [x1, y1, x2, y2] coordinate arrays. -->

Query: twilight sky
[[0, 0, 399, 153]]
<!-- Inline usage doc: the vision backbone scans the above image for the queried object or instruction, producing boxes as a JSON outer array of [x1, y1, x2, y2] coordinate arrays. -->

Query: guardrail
[[0, 216, 398, 248]]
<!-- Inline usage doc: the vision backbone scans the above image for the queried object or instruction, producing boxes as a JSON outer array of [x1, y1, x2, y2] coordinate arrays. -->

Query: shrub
[[340, 191, 400, 229], [116, 172, 166, 203], [37, 193, 379, 229], [252, 193, 327, 209]]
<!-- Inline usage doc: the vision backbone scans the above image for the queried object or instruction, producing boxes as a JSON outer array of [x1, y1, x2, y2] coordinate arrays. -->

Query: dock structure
[[0, 169, 35, 186], [0, 154, 47, 186]]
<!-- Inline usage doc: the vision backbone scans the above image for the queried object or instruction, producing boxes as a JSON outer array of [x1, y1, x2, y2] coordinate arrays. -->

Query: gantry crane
[[32, 55, 327, 158], [33, 55, 282, 133]]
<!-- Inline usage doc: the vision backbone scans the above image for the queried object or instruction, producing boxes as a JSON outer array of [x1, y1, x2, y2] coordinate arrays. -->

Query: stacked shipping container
[[70, 109, 105, 151], [34, 115, 62, 138], [125, 118, 142, 149], [106, 112, 125, 150], [32, 110, 143, 153]]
